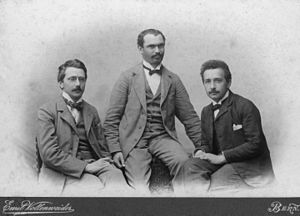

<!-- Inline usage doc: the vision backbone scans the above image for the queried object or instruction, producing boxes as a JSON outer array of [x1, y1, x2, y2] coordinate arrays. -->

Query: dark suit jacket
[[37, 95, 110, 193], [197, 91, 274, 186], [104, 63, 201, 159]]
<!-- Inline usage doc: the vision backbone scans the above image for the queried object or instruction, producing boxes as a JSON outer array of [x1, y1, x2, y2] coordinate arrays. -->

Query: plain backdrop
[[0, 0, 299, 196]]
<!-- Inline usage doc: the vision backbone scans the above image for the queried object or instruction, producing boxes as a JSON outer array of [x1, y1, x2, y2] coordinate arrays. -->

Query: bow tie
[[143, 65, 161, 76], [212, 104, 221, 111], [63, 98, 83, 110]]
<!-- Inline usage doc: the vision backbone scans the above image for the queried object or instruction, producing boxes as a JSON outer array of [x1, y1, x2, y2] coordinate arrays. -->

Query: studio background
[[0, 0, 299, 196]]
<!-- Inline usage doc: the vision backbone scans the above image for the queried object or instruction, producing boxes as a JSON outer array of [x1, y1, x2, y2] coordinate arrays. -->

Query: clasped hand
[[194, 150, 226, 165]]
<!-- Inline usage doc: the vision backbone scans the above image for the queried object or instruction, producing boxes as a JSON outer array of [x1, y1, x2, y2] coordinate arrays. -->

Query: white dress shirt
[[212, 90, 229, 118], [62, 91, 83, 124], [143, 60, 162, 95]]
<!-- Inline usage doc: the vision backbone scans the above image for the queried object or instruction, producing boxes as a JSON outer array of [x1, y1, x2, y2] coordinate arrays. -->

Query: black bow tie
[[63, 98, 83, 110], [212, 104, 221, 111], [143, 65, 161, 76]]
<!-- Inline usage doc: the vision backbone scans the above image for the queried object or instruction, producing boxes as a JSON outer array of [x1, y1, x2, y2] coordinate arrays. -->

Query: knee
[[182, 158, 200, 169], [182, 158, 210, 174], [109, 166, 124, 177], [174, 153, 189, 167]]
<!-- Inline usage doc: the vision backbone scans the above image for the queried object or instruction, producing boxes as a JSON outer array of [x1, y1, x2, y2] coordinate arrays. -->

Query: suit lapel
[[82, 102, 102, 158], [133, 65, 147, 112], [207, 105, 215, 143], [82, 101, 93, 135], [215, 92, 233, 121], [160, 66, 172, 106], [57, 96, 78, 134]]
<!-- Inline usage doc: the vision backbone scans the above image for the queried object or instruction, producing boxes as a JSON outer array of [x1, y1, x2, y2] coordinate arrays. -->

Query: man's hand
[[202, 153, 227, 165], [194, 150, 206, 159], [84, 157, 113, 174], [113, 152, 125, 168]]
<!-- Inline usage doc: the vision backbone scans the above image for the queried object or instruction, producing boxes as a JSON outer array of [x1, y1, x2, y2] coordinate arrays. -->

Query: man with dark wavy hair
[[104, 29, 202, 192], [37, 59, 129, 195], [176, 60, 275, 193]]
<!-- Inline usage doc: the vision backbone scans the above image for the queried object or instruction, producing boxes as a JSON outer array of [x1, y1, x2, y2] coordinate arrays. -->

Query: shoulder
[[83, 101, 102, 123], [162, 66, 189, 91], [37, 97, 62, 120], [232, 93, 256, 107], [120, 63, 143, 78], [38, 97, 60, 113], [162, 66, 181, 81], [201, 103, 211, 114], [231, 92, 260, 114], [83, 101, 98, 115]]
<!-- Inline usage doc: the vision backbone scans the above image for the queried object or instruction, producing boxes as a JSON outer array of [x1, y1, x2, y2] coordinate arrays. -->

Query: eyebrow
[[146, 42, 165, 46]]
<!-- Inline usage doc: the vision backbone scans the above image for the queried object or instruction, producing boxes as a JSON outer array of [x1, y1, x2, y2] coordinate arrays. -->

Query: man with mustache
[[37, 59, 129, 195], [103, 29, 202, 192], [176, 60, 275, 193]]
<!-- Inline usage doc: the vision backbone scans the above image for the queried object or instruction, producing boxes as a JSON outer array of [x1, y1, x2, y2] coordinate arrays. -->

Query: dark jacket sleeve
[[103, 72, 130, 154], [173, 74, 202, 149], [196, 107, 211, 153], [223, 100, 266, 162], [37, 105, 87, 178]]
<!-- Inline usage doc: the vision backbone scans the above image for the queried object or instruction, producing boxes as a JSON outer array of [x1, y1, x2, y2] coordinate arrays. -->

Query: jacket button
[[139, 126, 142, 129]]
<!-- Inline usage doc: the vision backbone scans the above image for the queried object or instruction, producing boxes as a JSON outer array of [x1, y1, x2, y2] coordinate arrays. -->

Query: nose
[[210, 81, 216, 89], [154, 46, 160, 53], [75, 77, 80, 86]]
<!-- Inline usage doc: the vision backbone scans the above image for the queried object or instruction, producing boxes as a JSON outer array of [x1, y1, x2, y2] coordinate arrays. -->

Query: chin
[[211, 97, 221, 102], [71, 95, 81, 101]]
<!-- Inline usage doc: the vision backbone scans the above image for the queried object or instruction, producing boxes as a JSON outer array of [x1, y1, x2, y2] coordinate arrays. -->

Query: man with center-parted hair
[[37, 59, 129, 196], [103, 29, 202, 192], [175, 60, 275, 193]]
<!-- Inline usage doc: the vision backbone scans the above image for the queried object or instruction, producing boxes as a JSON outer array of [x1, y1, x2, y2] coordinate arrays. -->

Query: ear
[[59, 81, 64, 90], [138, 45, 143, 54], [227, 80, 232, 89]]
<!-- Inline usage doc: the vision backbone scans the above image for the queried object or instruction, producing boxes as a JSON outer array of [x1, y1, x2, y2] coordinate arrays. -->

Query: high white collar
[[143, 60, 162, 70], [211, 90, 229, 105], [62, 91, 83, 103]]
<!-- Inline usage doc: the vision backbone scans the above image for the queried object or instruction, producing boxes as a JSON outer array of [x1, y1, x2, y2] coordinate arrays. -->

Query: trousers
[[62, 163, 130, 196], [174, 158, 252, 195], [125, 133, 189, 192]]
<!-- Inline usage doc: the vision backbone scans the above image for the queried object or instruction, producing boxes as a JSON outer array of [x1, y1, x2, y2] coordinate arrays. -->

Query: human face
[[59, 67, 86, 101], [202, 68, 231, 103], [139, 34, 165, 68]]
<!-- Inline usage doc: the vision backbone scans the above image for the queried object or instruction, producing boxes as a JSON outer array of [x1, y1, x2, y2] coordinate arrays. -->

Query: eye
[[78, 77, 86, 82], [158, 44, 165, 49], [68, 77, 77, 81]]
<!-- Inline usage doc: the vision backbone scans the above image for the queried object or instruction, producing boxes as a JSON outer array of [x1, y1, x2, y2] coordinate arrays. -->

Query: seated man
[[37, 59, 129, 196], [176, 60, 275, 193], [103, 29, 202, 193]]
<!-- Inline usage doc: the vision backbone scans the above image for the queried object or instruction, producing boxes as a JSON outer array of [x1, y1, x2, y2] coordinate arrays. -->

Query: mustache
[[209, 90, 219, 94], [72, 87, 82, 92], [152, 54, 162, 58]]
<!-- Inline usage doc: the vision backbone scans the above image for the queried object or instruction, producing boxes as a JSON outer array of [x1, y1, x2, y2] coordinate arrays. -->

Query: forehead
[[143, 34, 164, 45], [64, 67, 85, 77], [203, 68, 225, 79]]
